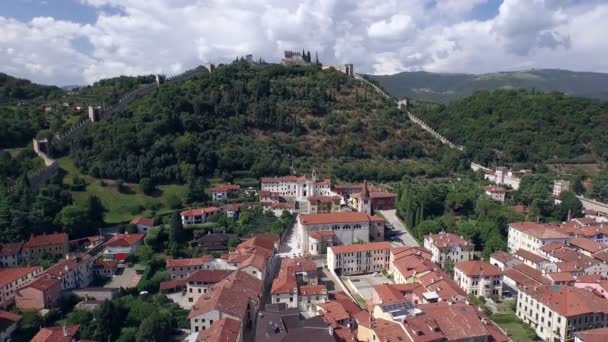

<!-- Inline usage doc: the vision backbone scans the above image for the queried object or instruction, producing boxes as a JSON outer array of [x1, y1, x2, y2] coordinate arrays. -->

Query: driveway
[[378, 209, 420, 246], [104, 266, 141, 289]]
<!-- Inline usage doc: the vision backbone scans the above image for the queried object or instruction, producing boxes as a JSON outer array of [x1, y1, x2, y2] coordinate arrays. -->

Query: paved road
[[378, 209, 420, 247]]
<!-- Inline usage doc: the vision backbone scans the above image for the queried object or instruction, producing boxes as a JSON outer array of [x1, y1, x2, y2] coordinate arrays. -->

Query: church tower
[[358, 180, 372, 215]]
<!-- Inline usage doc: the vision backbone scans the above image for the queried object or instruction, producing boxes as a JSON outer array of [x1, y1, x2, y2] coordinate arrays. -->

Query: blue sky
[[1, 0, 607, 85]]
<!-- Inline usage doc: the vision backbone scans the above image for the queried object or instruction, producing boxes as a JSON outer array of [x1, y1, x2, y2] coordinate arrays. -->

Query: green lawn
[[58, 157, 185, 224], [491, 304, 538, 342]]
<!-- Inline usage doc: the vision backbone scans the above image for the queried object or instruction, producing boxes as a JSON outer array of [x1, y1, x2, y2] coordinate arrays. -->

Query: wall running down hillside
[[18, 65, 210, 192]]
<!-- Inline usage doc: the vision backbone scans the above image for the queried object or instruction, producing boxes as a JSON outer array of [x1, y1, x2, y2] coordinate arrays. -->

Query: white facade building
[[508, 222, 570, 255], [327, 242, 392, 276], [423, 232, 474, 267], [454, 261, 503, 299], [260, 172, 332, 201]]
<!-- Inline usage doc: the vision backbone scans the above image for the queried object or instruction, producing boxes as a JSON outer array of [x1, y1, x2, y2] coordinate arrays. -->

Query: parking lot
[[104, 266, 142, 289], [343, 273, 393, 300]]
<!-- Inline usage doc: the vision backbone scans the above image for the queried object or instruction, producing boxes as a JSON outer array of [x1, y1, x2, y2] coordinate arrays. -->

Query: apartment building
[[0, 266, 43, 309], [508, 222, 570, 255], [270, 257, 326, 310], [0, 243, 30, 267], [423, 232, 474, 267], [185, 270, 233, 304], [454, 261, 503, 299], [23, 233, 69, 260], [166, 256, 213, 279], [327, 242, 392, 276], [516, 286, 608, 342], [44, 254, 95, 290], [15, 274, 61, 310], [260, 172, 331, 200]]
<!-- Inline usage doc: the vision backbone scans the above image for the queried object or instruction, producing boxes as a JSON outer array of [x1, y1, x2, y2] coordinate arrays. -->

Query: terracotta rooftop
[[31, 325, 79, 342], [392, 246, 432, 261], [105, 233, 145, 247], [129, 216, 154, 227], [180, 207, 220, 217], [159, 279, 186, 292], [300, 211, 381, 225], [414, 303, 492, 341], [540, 242, 566, 253], [360, 318, 409, 341], [186, 270, 233, 283], [570, 237, 608, 253], [0, 310, 21, 331], [299, 285, 326, 296], [522, 285, 608, 317], [547, 272, 576, 283], [515, 249, 548, 264], [307, 195, 341, 203], [165, 256, 212, 268], [0, 266, 41, 287], [329, 241, 392, 254], [490, 251, 516, 263], [209, 184, 240, 192], [509, 222, 568, 239], [0, 242, 24, 257], [45, 254, 92, 278], [93, 260, 118, 270], [23, 274, 60, 291], [24, 233, 67, 248], [309, 230, 335, 240], [317, 301, 349, 328], [504, 264, 551, 287], [575, 274, 604, 283], [196, 317, 241, 342], [574, 328, 608, 342], [424, 232, 472, 248], [455, 260, 502, 277]]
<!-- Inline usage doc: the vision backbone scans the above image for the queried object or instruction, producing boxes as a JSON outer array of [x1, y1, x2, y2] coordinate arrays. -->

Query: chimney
[[63, 324, 68, 337]]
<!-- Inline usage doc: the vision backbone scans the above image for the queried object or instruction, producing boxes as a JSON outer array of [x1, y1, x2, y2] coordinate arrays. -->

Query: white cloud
[[0, 0, 607, 85]]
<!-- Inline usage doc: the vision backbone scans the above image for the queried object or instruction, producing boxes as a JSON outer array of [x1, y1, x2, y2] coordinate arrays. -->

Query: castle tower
[[344, 64, 354, 77], [358, 180, 372, 215], [88, 106, 99, 122]]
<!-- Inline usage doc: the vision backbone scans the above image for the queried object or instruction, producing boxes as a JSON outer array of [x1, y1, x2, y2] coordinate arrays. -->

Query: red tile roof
[[330, 241, 392, 254], [105, 233, 145, 247], [300, 212, 378, 225], [570, 237, 608, 253], [196, 317, 241, 342], [392, 246, 432, 261], [541, 242, 566, 253], [45, 254, 92, 278], [547, 272, 575, 283], [504, 264, 551, 287], [93, 260, 118, 270], [209, 184, 240, 192], [318, 301, 350, 327], [360, 318, 409, 341], [165, 256, 212, 268], [0, 310, 21, 331], [31, 325, 79, 342], [307, 195, 341, 203], [309, 230, 335, 240], [159, 279, 187, 291], [299, 284, 326, 296], [0, 242, 24, 257], [425, 232, 472, 248], [0, 266, 41, 287], [490, 251, 516, 263], [180, 207, 220, 217], [574, 328, 608, 342], [414, 303, 492, 341], [522, 286, 608, 317], [24, 274, 60, 291], [129, 216, 154, 227], [186, 270, 233, 283], [24, 233, 67, 248], [575, 274, 604, 283], [509, 222, 568, 239], [455, 261, 502, 277], [515, 249, 548, 264]]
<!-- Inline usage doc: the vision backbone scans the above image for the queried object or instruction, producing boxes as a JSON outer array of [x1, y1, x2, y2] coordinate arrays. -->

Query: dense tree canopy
[[414, 89, 608, 164]]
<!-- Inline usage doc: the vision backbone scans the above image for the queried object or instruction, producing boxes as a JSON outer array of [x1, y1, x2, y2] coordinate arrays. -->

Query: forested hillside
[[413, 89, 608, 165], [70, 62, 452, 184], [0, 73, 62, 102], [369, 69, 608, 103]]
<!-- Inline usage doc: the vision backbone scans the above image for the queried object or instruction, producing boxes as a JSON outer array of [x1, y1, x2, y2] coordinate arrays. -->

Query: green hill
[[68, 62, 450, 184], [412, 89, 608, 165], [369, 69, 608, 103]]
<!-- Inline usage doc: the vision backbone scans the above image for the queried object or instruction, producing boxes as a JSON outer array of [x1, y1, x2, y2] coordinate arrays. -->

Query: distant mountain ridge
[[368, 69, 608, 103]]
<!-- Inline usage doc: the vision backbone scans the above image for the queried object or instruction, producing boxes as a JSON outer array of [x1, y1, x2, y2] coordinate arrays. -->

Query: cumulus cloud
[[0, 0, 607, 85]]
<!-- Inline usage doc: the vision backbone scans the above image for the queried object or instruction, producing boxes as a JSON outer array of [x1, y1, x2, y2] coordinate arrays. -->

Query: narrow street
[[378, 209, 420, 247]]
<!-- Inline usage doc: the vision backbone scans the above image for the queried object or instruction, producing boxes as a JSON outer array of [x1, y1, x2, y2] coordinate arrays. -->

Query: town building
[[166, 256, 213, 279], [516, 286, 608, 342], [508, 222, 570, 255], [188, 270, 262, 335], [192, 232, 236, 251], [484, 185, 506, 202], [0, 266, 43, 309], [308, 230, 336, 256], [514, 249, 552, 270], [574, 327, 608, 342], [129, 216, 155, 234], [297, 212, 385, 255], [15, 274, 61, 310], [196, 317, 242, 342], [327, 242, 392, 276], [270, 257, 326, 311], [570, 237, 608, 256], [305, 195, 341, 214], [483, 166, 532, 190], [0, 242, 30, 267], [260, 172, 332, 201], [349, 182, 397, 214], [185, 270, 233, 304], [44, 254, 95, 290], [31, 325, 79, 342], [102, 233, 145, 260], [454, 261, 503, 299], [0, 310, 21, 342], [93, 260, 118, 278], [210, 184, 241, 201], [24, 233, 69, 260], [281, 50, 308, 65], [490, 251, 522, 271], [554, 179, 572, 198], [256, 304, 335, 342], [423, 232, 474, 267], [181, 207, 221, 225]]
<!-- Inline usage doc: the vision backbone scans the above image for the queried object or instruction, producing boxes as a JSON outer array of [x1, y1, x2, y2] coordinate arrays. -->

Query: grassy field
[[58, 157, 186, 224], [491, 303, 538, 342]]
